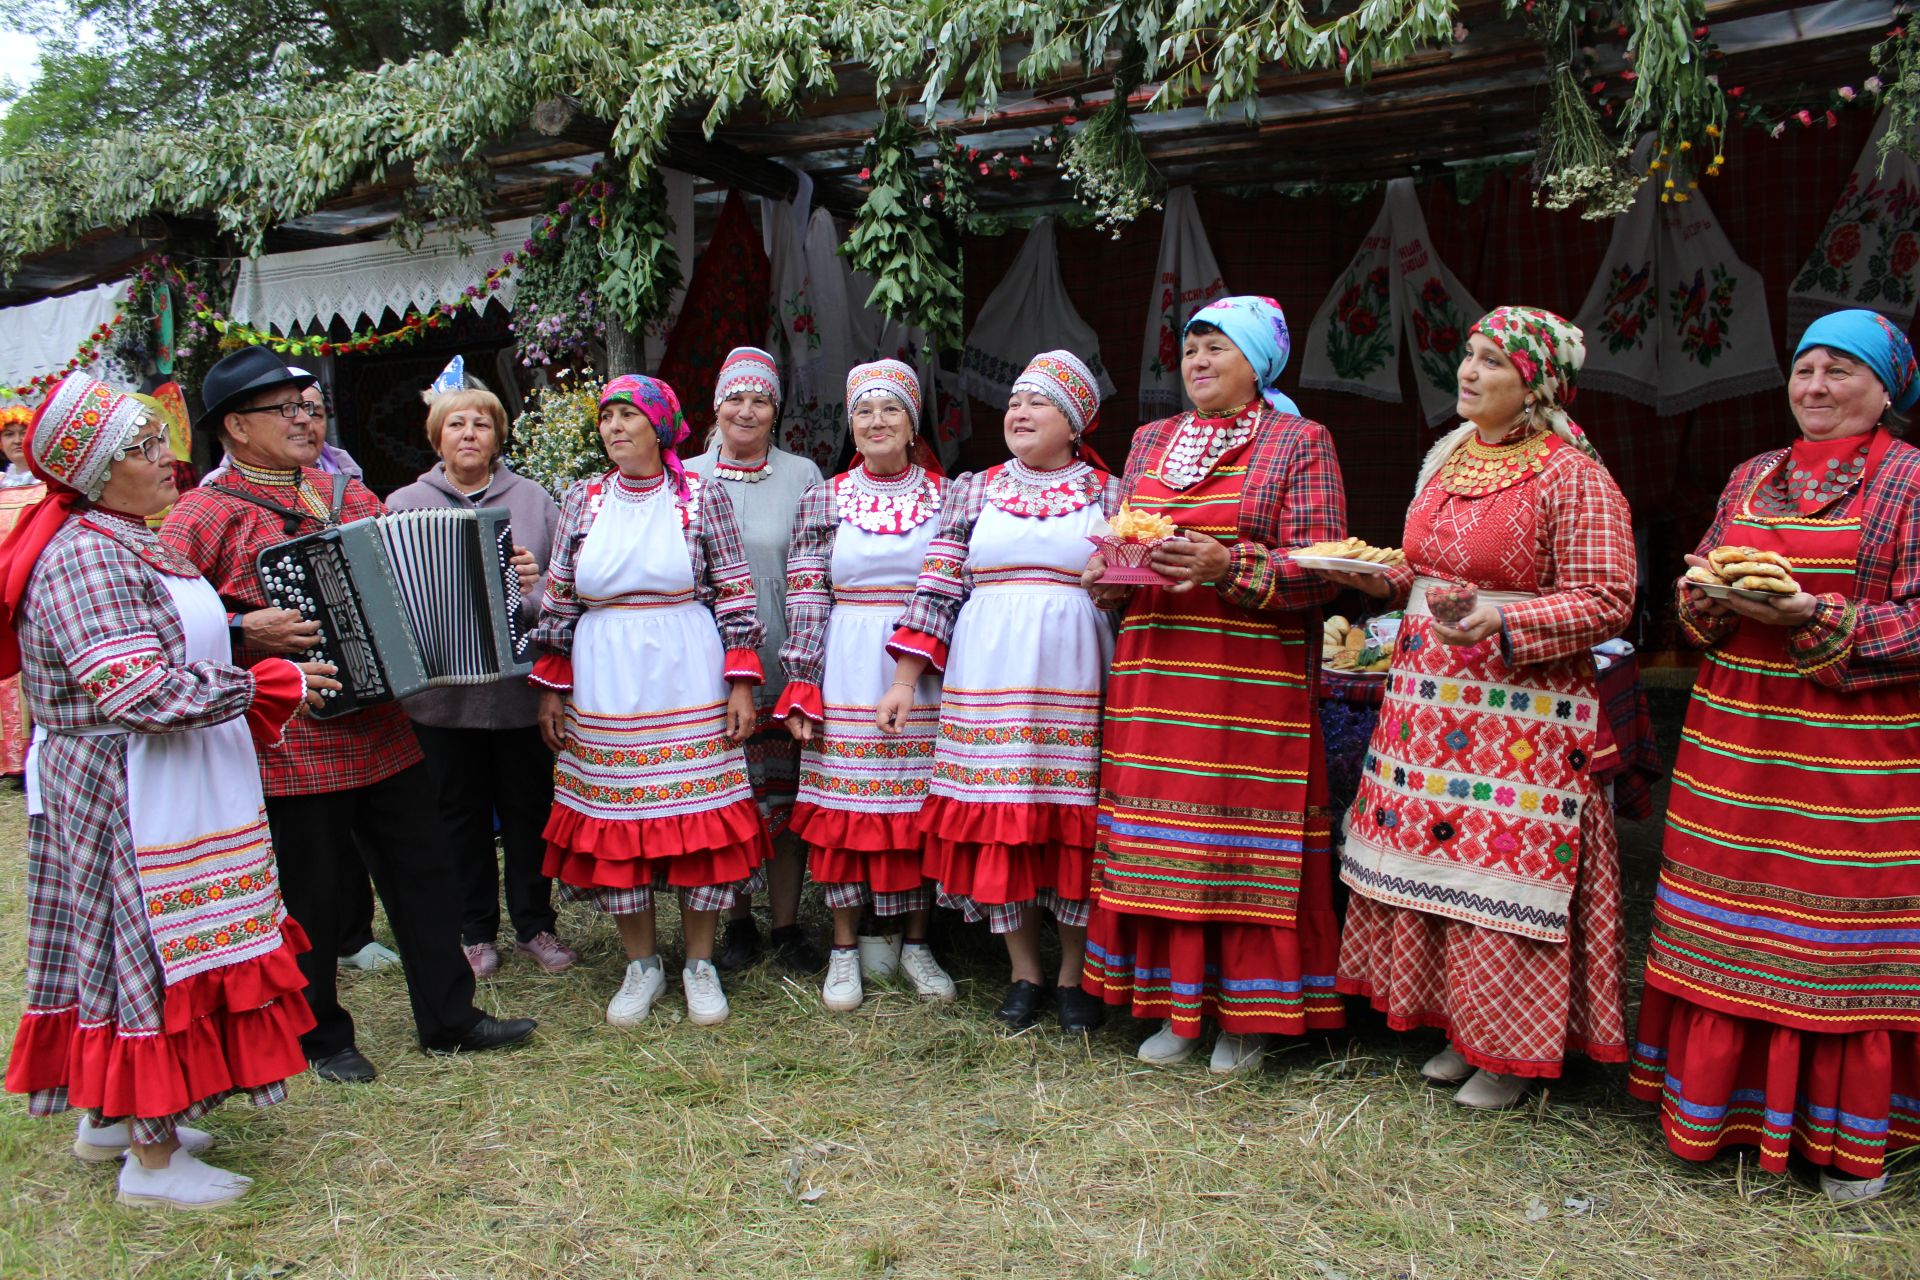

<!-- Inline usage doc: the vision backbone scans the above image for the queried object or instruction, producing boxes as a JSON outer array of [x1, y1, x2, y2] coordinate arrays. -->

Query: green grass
[[2, 700, 1917, 1278]]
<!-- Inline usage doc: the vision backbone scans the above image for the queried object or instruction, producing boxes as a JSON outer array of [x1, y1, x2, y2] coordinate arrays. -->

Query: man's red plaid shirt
[[161, 468, 423, 797]]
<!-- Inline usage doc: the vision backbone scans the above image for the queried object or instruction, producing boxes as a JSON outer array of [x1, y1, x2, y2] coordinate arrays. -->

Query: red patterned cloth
[[1084, 407, 1348, 1038], [1632, 434, 1920, 1178], [658, 190, 772, 442], [161, 468, 424, 796], [1336, 432, 1634, 1077]]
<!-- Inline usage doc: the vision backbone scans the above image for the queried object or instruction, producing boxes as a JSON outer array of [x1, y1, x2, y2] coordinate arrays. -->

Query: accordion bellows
[[258, 508, 534, 718]]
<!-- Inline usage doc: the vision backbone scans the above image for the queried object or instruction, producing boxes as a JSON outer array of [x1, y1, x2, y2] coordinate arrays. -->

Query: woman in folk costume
[[882, 351, 1123, 1033], [1081, 296, 1348, 1073], [1632, 310, 1920, 1204], [1323, 307, 1634, 1110], [777, 360, 959, 1012], [0, 404, 47, 778], [0, 376, 333, 1209], [686, 347, 827, 977], [531, 375, 770, 1029]]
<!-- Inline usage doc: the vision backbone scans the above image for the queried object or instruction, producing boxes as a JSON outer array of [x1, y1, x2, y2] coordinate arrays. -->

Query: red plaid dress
[[3, 515, 312, 1144], [1336, 433, 1634, 1078], [160, 467, 423, 796]]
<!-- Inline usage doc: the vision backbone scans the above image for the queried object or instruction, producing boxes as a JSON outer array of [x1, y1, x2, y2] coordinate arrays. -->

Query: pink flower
[[1839, 85, 1858, 102], [1507, 350, 1539, 383], [979, 163, 990, 175], [859, 167, 871, 181]]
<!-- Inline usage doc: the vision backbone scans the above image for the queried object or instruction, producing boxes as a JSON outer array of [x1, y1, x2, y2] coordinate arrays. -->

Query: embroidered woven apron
[[1646, 437, 1920, 1036], [1634, 433, 1920, 1175], [117, 577, 286, 988], [1340, 577, 1599, 946]]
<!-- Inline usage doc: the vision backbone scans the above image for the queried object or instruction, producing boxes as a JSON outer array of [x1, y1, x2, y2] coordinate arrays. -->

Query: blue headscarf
[[1183, 295, 1300, 416], [1795, 309, 1920, 412]]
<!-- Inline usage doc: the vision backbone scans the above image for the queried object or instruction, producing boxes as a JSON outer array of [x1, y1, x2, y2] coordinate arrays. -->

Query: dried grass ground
[[1, 688, 1916, 1278]]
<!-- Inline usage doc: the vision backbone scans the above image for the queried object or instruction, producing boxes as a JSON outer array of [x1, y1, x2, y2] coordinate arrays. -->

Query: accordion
[[256, 508, 535, 718]]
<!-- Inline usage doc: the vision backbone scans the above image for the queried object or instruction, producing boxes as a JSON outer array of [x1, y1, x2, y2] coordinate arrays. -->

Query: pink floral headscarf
[[1467, 306, 1599, 461], [601, 373, 692, 496]]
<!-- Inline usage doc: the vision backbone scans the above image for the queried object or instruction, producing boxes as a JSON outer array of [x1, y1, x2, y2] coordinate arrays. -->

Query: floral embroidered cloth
[[961, 217, 1115, 407], [1788, 111, 1920, 340], [1138, 187, 1229, 420], [1300, 179, 1484, 426], [769, 205, 858, 470], [1571, 135, 1782, 414]]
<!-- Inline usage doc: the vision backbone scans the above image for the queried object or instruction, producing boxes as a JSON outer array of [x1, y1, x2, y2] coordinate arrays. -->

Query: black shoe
[[428, 1015, 538, 1056], [993, 979, 1053, 1031], [1055, 983, 1106, 1033], [771, 924, 826, 975], [714, 918, 763, 973], [309, 1046, 377, 1083]]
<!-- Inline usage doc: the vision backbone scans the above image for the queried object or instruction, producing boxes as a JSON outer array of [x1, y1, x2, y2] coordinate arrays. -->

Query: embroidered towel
[[1788, 110, 1920, 341], [961, 217, 1115, 405], [1573, 135, 1782, 414], [1300, 179, 1484, 426], [1139, 187, 1229, 419]]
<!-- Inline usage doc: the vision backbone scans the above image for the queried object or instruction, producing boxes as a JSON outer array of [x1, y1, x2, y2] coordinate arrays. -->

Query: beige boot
[[1419, 1045, 1474, 1084], [1453, 1068, 1530, 1110]]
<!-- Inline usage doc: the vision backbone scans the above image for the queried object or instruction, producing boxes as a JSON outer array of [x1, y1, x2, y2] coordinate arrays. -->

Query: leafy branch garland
[[1060, 44, 1163, 237], [1875, 11, 1920, 174], [842, 104, 964, 351]]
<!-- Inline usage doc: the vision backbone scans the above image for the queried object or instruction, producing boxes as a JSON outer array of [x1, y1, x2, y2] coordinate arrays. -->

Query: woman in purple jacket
[[386, 370, 574, 977]]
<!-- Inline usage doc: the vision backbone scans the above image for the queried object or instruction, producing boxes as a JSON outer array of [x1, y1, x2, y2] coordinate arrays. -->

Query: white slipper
[[1821, 1170, 1890, 1205], [1137, 1020, 1199, 1065], [1453, 1069, 1531, 1110], [1419, 1046, 1474, 1085], [116, 1149, 252, 1210], [74, 1115, 212, 1163], [1208, 1032, 1268, 1074]]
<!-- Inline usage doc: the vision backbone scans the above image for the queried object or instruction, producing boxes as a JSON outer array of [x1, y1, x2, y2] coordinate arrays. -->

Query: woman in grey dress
[[686, 347, 826, 974]]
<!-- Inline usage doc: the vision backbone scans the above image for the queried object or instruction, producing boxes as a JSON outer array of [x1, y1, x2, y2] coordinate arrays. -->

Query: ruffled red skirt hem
[[5, 921, 316, 1120], [542, 798, 771, 890], [811, 844, 926, 894], [923, 834, 1092, 906], [914, 795, 1097, 847], [790, 802, 922, 854], [1083, 912, 1344, 1039], [1628, 986, 1920, 1179]]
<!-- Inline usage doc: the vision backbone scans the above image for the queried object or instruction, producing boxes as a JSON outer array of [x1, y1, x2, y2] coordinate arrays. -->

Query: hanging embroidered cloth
[[1571, 136, 1782, 414], [1139, 187, 1229, 420], [960, 217, 1115, 407], [1300, 179, 1484, 427], [769, 205, 858, 470], [658, 189, 771, 441], [1788, 110, 1920, 341]]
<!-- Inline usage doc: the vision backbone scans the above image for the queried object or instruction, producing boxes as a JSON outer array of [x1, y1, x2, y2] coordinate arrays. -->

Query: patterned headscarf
[[1185, 295, 1300, 416], [846, 359, 922, 426], [600, 374, 692, 497], [1010, 349, 1103, 437], [1467, 306, 1599, 461], [1796, 308, 1920, 412], [714, 346, 782, 409], [0, 375, 157, 676]]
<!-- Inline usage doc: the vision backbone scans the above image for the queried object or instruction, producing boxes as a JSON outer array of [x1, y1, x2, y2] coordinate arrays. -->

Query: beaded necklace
[[984, 457, 1102, 517], [715, 451, 773, 483], [836, 463, 939, 533]]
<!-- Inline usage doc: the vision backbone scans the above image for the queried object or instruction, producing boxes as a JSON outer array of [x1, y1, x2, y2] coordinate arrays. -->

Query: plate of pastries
[[1323, 614, 1393, 674], [1291, 537, 1407, 574], [1684, 546, 1800, 601]]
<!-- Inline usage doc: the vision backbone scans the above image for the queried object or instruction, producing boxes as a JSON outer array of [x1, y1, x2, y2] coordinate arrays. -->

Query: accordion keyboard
[[260, 545, 386, 709]]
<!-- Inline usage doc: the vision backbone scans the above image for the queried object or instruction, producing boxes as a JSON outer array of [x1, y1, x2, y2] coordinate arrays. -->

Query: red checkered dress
[[1336, 435, 1634, 1078], [161, 468, 423, 796], [4, 516, 313, 1144]]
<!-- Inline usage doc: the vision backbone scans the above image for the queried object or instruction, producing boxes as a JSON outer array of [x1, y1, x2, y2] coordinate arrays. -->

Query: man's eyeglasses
[[235, 400, 323, 421]]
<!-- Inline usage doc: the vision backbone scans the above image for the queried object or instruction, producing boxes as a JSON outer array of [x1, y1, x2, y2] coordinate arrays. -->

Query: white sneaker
[[822, 948, 864, 1012], [857, 933, 902, 980], [339, 941, 400, 972], [1209, 1032, 1268, 1074], [1137, 1020, 1199, 1065], [899, 943, 958, 1003], [605, 959, 666, 1027], [683, 959, 730, 1026], [116, 1149, 252, 1210], [75, 1116, 212, 1162], [1821, 1170, 1891, 1205]]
